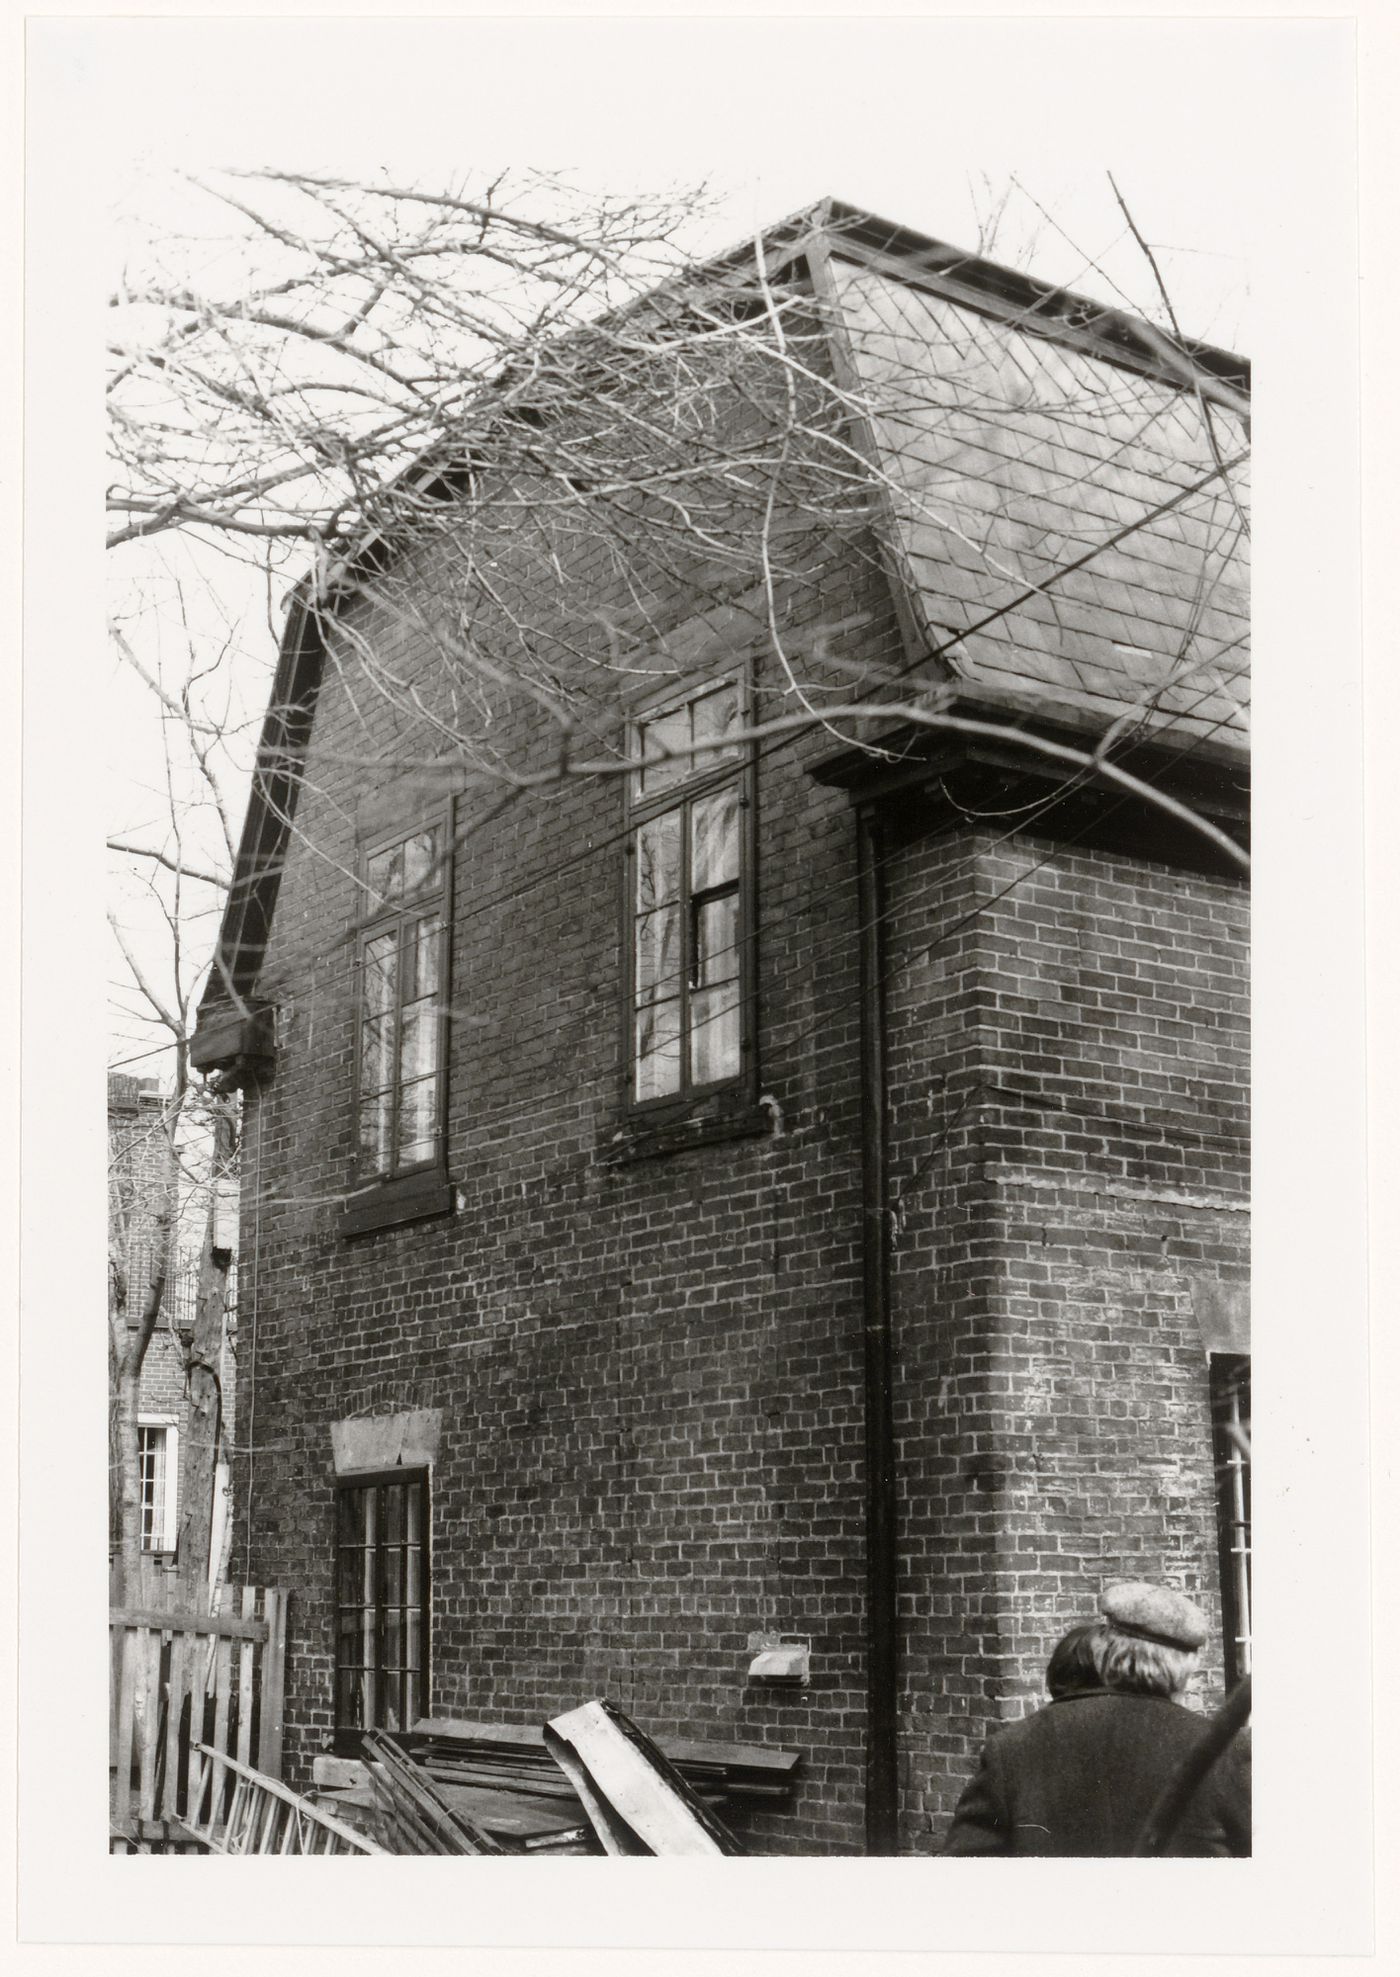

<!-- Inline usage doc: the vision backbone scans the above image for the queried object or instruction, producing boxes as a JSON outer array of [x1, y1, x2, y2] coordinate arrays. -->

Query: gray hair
[[1098, 1628, 1199, 1699]]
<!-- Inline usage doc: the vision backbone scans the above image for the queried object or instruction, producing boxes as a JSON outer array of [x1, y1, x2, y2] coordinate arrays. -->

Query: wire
[[235, 662, 1246, 1214]]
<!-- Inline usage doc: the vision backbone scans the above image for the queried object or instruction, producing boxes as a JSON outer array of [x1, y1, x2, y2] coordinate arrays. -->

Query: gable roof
[[191, 197, 1250, 1074]]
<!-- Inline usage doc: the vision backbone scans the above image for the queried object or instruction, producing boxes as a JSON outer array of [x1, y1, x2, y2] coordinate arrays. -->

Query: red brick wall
[[880, 825, 1248, 1851], [224, 349, 1247, 1853], [232, 526, 906, 1852]]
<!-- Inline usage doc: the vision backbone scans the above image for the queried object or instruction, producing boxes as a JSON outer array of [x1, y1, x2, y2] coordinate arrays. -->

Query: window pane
[[336, 1667, 365, 1732], [637, 704, 691, 794], [383, 1607, 403, 1675], [337, 1545, 369, 1608], [367, 829, 439, 909], [399, 1077, 438, 1164], [691, 683, 740, 764], [690, 983, 741, 1086], [360, 1013, 393, 1095], [399, 1000, 437, 1083], [408, 916, 442, 1003], [363, 933, 398, 1018], [691, 785, 740, 892], [635, 812, 682, 911], [358, 1091, 394, 1173], [635, 905, 682, 1002], [635, 997, 682, 1100], [400, 829, 439, 898], [366, 841, 405, 908], [335, 1612, 362, 1674], [338, 1486, 370, 1547], [693, 891, 739, 987]]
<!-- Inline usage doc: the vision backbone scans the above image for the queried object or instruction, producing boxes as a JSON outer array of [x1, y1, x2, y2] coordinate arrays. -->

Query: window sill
[[339, 1170, 454, 1238], [600, 1094, 774, 1167]]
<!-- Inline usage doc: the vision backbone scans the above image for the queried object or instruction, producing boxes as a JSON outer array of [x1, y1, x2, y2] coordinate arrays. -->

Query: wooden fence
[[110, 1585, 288, 1853]]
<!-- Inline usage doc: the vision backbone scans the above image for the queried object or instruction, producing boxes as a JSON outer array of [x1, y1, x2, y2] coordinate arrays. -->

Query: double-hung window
[[137, 1418, 179, 1554], [334, 1469, 429, 1747], [627, 676, 753, 1107], [355, 818, 450, 1183]]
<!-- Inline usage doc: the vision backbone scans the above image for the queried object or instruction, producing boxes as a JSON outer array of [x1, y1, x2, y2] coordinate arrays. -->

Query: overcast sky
[[77, 13, 1288, 1079]]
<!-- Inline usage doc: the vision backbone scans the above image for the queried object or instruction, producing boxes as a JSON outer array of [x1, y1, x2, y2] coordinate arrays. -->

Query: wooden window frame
[[1209, 1352, 1252, 1688], [622, 671, 758, 1118], [343, 807, 455, 1237], [137, 1416, 180, 1555], [332, 1467, 431, 1754]]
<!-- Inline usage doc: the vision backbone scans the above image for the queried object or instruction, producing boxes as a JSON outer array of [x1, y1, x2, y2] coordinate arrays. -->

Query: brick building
[[191, 202, 1250, 1854], [107, 1074, 189, 1561], [108, 1073, 239, 1584]]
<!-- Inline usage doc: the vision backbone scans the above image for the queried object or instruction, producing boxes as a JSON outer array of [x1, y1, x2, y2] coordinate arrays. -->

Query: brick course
[[232, 593, 1247, 1854], [218, 244, 1248, 1855]]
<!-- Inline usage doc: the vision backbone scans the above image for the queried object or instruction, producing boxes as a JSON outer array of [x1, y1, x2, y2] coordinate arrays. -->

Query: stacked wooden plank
[[410, 1716, 800, 1806], [360, 1730, 510, 1855], [545, 1701, 747, 1856]]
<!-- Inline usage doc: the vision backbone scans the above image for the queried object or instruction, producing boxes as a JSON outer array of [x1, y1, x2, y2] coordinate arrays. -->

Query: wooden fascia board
[[817, 200, 1250, 403], [808, 700, 1249, 815]]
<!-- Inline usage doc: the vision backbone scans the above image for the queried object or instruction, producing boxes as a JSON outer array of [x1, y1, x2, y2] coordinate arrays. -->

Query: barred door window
[[628, 678, 753, 1105], [1209, 1354, 1252, 1685], [334, 1470, 429, 1747], [355, 820, 450, 1179]]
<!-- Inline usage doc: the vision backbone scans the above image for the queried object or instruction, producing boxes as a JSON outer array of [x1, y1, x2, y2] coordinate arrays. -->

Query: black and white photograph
[[10, 6, 1385, 1968]]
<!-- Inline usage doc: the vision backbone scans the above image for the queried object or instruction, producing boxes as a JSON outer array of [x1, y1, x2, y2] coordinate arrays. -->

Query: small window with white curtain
[[626, 676, 754, 1108], [137, 1417, 180, 1554]]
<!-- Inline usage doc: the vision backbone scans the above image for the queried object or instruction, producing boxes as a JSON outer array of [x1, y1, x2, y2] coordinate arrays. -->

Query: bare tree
[[106, 172, 1249, 1524], [109, 170, 1247, 838], [107, 587, 247, 1600]]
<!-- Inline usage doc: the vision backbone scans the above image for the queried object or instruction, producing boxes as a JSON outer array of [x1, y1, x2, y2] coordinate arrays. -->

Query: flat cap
[[1100, 1581, 1208, 1652]]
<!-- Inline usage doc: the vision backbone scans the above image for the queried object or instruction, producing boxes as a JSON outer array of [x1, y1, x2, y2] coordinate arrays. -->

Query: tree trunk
[[177, 1247, 230, 1603], [177, 1102, 237, 1605]]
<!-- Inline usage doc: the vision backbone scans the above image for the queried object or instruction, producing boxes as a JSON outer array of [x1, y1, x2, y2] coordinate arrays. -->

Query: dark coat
[[941, 1692, 1251, 1858]]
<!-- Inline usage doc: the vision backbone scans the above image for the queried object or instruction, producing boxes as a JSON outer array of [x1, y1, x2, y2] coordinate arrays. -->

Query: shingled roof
[[809, 214, 1248, 753]]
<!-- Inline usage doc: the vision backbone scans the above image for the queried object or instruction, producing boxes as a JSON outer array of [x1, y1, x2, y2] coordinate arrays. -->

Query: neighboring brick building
[[108, 1074, 240, 1583], [191, 202, 1250, 1854], [107, 1074, 188, 1562]]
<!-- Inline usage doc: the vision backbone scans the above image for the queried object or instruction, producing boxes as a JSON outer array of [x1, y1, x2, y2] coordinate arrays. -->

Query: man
[[941, 1581, 1251, 1857], [1044, 1620, 1103, 1702]]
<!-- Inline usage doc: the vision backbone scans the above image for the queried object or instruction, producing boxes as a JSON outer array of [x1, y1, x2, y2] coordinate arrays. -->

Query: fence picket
[[111, 1583, 290, 1852], [136, 1628, 161, 1821], [111, 1628, 139, 1831], [164, 1627, 189, 1820], [258, 1589, 287, 1776], [235, 1587, 256, 1769]]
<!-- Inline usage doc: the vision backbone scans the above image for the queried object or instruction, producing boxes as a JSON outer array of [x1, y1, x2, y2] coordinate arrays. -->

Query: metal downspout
[[856, 805, 899, 1853]]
